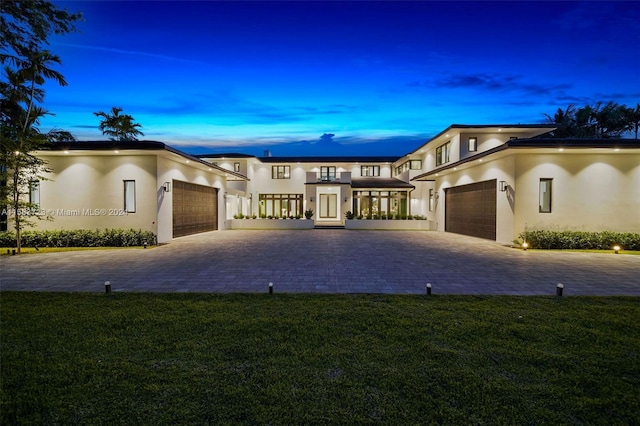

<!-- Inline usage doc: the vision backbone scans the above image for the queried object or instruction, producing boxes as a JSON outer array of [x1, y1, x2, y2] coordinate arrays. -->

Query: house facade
[[5, 124, 639, 244]]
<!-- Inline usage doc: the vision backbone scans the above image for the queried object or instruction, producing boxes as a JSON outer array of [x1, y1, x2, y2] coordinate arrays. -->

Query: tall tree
[[0, 0, 81, 252], [624, 104, 640, 139], [94, 107, 144, 141]]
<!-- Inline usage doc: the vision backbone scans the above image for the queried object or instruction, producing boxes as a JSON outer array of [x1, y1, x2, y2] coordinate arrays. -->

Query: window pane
[[29, 181, 40, 208], [539, 179, 552, 213], [468, 137, 477, 152], [124, 180, 136, 213]]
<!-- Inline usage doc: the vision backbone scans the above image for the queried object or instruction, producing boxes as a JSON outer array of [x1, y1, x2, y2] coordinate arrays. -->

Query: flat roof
[[42, 141, 248, 180]]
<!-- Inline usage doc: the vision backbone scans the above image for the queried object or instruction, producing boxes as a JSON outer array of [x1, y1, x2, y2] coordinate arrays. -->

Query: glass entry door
[[319, 193, 338, 218]]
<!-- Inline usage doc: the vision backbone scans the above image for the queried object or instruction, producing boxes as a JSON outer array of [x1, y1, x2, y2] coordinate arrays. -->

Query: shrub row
[[519, 230, 640, 250], [0, 229, 156, 248]]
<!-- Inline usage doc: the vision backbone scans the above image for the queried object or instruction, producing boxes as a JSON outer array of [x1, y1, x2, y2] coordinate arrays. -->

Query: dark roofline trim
[[196, 153, 257, 159], [402, 124, 558, 160], [411, 137, 640, 181], [44, 141, 249, 181]]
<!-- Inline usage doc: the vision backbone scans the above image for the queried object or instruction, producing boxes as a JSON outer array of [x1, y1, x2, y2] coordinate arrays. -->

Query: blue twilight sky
[[38, 1, 640, 156]]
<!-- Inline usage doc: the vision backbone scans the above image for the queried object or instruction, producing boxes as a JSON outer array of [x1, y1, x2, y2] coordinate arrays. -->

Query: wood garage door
[[445, 180, 496, 240], [173, 180, 218, 238]]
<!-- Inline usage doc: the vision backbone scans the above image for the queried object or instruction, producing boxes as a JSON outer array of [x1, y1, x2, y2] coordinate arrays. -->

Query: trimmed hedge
[[0, 229, 156, 248], [519, 230, 640, 251]]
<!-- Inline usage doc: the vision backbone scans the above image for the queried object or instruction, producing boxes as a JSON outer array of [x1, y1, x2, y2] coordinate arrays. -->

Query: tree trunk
[[12, 163, 21, 254]]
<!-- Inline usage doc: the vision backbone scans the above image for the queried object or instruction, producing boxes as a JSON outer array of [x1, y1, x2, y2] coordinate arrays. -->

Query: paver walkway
[[1, 230, 639, 295]]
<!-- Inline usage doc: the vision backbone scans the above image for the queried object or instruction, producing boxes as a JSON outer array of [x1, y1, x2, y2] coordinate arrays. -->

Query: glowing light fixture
[[64, 150, 69, 154], [613, 245, 621, 254], [499, 181, 508, 192], [522, 242, 528, 251], [163, 182, 171, 192], [558, 148, 564, 152]]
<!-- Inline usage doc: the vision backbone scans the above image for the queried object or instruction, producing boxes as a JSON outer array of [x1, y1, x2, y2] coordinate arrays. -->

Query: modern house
[[6, 124, 639, 244]]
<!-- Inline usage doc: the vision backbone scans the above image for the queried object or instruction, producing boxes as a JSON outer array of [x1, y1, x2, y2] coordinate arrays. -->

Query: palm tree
[[93, 107, 144, 141]]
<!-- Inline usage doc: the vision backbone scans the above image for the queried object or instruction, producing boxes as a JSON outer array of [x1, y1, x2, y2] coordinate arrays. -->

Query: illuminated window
[[29, 181, 40, 208], [234, 162, 240, 172], [361, 165, 380, 176], [124, 180, 136, 213], [320, 166, 336, 181], [436, 141, 451, 166], [272, 165, 290, 179], [539, 178, 552, 213], [468, 137, 477, 152]]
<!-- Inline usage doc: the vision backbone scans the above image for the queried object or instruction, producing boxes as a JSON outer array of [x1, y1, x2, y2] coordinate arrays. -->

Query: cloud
[[53, 42, 200, 64], [410, 73, 572, 97]]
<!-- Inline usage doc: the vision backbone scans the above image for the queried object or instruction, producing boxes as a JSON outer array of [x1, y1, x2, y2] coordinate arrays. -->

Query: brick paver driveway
[[1, 230, 639, 295]]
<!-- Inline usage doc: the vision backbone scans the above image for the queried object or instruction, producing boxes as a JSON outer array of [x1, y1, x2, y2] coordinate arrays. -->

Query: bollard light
[[269, 282, 273, 294], [613, 245, 620, 254], [426, 283, 432, 296], [522, 242, 528, 251], [556, 283, 563, 296], [105, 281, 112, 294], [143, 241, 147, 249]]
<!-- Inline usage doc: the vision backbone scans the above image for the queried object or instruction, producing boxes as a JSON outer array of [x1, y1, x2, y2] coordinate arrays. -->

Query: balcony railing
[[306, 171, 351, 184]]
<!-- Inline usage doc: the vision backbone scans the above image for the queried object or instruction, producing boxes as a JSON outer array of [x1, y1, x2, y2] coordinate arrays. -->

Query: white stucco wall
[[35, 154, 158, 233], [514, 153, 640, 235]]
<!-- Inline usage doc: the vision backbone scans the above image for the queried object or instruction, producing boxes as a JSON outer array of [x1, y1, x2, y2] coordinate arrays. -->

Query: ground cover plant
[[0, 229, 156, 248], [519, 230, 640, 251], [1, 293, 638, 424]]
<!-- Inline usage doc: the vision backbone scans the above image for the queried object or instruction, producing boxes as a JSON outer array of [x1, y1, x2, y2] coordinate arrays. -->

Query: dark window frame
[[272, 165, 291, 179], [539, 178, 553, 213]]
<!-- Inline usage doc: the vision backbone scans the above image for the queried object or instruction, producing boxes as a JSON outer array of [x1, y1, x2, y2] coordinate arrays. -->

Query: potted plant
[[304, 209, 314, 219]]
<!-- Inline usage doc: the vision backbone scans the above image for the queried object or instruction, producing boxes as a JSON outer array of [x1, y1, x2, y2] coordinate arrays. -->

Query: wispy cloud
[[52, 42, 201, 64], [410, 73, 572, 97]]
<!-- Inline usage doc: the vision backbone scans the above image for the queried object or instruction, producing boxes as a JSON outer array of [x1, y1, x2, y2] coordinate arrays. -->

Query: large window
[[352, 191, 408, 218], [29, 180, 40, 208], [272, 165, 290, 179], [394, 159, 422, 175], [361, 165, 380, 177], [124, 180, 136, 213], [259, 194, 303, 218], [436, 141, 451, 166], [539, 178, 552, 213], [320, 166, 336, 181]]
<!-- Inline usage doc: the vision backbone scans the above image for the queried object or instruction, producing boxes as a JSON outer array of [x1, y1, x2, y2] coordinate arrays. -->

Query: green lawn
[[1, 293, 638, 424]]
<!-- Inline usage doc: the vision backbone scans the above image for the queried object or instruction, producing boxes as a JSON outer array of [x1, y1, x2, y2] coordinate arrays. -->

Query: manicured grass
[[1, 293, 639, 424]]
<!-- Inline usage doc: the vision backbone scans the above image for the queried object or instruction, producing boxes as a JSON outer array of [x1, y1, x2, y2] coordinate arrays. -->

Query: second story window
[[361, 165, 380, 177], [410, 160, 422, 170], [320, 166, 336, 181], [436, 141, 451, 167], [234, 162, 240, 172], [272, 165, 290, 179], [468, 137, 477, 152]]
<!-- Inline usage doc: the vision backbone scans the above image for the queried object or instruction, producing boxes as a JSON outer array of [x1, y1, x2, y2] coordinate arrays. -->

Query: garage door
[[445, 180, 496, 240], [173, 180, 218, 238]]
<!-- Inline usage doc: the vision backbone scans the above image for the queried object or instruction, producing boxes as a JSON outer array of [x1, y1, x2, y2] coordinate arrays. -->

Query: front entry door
[[319, 193, 338, 219]]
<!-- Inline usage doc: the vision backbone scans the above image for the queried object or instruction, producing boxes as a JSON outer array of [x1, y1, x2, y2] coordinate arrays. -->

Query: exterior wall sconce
[[310, 196, 314, 202], [163, 182, 171, 192], [344, 197, 348, 203], [499, 181, 508, 192]]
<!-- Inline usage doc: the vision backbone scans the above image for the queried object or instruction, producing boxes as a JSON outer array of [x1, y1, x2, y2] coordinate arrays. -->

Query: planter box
[[345, 219, 434, 231], [226, 219, 314, 230]]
